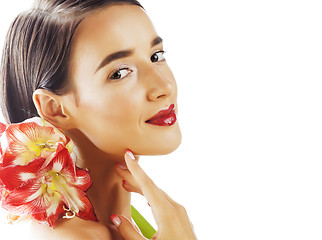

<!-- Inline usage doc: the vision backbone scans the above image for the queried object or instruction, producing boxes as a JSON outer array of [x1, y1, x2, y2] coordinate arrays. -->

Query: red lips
[[145, 104, 177, 126]]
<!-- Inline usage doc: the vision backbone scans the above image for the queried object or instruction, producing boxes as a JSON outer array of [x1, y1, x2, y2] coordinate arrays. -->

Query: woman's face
[[66, 4, 181, 156]]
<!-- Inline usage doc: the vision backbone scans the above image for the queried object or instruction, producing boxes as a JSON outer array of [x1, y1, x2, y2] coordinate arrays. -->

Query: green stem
[[131, 205, 156, 239]]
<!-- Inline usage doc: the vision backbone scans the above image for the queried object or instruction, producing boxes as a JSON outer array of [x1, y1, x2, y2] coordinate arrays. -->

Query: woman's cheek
[[83, 104, 142, 153]]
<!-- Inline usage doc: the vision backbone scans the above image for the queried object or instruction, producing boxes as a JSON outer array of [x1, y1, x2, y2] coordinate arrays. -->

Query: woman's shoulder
[[28, 217, 116, 240]]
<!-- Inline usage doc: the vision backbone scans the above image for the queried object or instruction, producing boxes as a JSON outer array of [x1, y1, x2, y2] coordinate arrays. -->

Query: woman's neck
[[68, 130, 132, 226]]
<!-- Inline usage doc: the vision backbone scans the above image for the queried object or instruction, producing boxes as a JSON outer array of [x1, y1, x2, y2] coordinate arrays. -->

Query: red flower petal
[[1, 179, 45, 215], [1, 149, 19, 167], [2, 180, 66, 226], [56, 144, 76, 172], [7, 122, 55, 147], [74, 168, 92, 192], [0, 122, 7, 156], [47, 145, 92, 191], [0, 157, 45, 191], [32, 202, 65, 228], [5, 123, 42, 155], [73, 189, 98, 222], [45, 144, 76, 181], [0, 122, 6, 134], [0, 187, 7, 200], [5, 123, 65, 165]]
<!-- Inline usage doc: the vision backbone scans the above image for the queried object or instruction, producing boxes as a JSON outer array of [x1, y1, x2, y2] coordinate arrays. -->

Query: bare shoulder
[[28, 217, 115, 240]]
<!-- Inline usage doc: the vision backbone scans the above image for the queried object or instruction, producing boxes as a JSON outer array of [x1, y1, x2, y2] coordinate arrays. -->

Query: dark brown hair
[[0, 0, 142, 124]]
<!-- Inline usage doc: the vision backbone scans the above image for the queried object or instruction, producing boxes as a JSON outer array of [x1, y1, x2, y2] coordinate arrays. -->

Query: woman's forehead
[[71, 4, 156, 54]]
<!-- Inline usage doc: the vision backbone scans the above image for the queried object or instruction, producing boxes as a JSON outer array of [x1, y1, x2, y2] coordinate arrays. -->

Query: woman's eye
[[150, 51, 166, 63], [110, 68, 132, 80]]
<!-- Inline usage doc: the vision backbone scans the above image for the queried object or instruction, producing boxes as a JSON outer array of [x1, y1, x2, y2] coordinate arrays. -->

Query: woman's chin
[[91, 125, 182, 157], [134, 130, 182, 156]]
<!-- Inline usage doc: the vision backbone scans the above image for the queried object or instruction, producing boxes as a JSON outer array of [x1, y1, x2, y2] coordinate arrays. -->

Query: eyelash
[[108, 50, 166, 81]]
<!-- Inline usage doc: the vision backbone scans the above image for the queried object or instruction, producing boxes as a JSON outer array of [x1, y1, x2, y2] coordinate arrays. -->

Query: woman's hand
[[113, 150, 197, 240]]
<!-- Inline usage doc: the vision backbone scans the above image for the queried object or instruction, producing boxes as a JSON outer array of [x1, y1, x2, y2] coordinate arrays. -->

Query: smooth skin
[[113, 150, 197, 240], [31, 3, 194, 240]]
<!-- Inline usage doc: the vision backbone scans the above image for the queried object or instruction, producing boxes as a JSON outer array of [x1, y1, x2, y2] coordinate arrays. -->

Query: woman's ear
[[32, 89, 74, 130]]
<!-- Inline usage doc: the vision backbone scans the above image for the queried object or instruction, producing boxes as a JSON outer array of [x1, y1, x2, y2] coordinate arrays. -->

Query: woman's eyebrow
[[95, 36, 163, 74], [95, 50, 133, 73], [151, 36, 163, 47]]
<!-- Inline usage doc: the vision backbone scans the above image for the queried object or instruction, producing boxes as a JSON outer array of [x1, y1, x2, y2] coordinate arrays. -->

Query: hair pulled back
[[0, 0, 142, 124]]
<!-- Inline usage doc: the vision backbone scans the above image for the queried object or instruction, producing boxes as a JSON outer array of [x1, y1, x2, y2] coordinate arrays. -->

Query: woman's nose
[[146, 68, 174, 102]]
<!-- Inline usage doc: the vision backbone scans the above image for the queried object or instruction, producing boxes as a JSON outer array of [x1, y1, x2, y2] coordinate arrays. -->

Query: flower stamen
[[63, 205, 76, 219], [36, 140, 57, 151]]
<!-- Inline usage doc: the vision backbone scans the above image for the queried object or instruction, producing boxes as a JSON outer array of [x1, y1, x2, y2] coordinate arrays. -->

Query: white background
[[1, 0, 322, 239]]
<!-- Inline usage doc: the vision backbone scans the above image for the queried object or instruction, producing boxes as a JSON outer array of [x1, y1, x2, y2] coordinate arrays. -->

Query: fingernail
[[122, 179, 127, 185], [126, 149, 135, 160], [111, 214, 121, 227], [147, 202, 151, 207], [116, 162, 127, 170]]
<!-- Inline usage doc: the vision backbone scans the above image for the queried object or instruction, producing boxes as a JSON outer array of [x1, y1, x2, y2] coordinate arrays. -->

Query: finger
[[124, 150, 171, 222], [116, 164, 178, 207], [158, 187, 184, 208], [115, 163, 143, 195], [122, 179, 142, 194], [111, 215, 146, 240], [124, 150, 165, 205]]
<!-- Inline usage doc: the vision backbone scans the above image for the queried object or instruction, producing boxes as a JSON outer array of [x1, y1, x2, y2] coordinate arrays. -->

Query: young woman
[[0, 0, 196, 239]]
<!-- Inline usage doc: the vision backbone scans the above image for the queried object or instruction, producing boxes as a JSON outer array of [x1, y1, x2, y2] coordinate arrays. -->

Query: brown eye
[[110, 68, 131, 80], [150, 51, 166, 63]]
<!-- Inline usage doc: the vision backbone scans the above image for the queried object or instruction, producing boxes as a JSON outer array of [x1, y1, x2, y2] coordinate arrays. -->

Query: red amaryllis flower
[[0, 117, 73, 167], [0, 122, 8, 199], [0, 117, 97, 227], [0, 122, 6, 134], [0, 122, 7, 156], [0, 144, 97, 227]]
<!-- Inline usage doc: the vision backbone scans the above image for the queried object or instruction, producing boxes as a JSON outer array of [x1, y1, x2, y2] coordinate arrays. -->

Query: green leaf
[[131, 205, 157, 239]]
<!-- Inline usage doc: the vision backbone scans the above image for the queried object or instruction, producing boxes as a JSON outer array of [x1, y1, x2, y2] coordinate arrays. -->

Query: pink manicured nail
[[111, 214, 121, 227], [126, 149, 135, 160], [115, 162, 127, 170]]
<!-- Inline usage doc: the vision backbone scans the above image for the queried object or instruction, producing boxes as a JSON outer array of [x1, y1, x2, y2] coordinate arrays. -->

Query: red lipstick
[[145, 104, 177, 126]]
